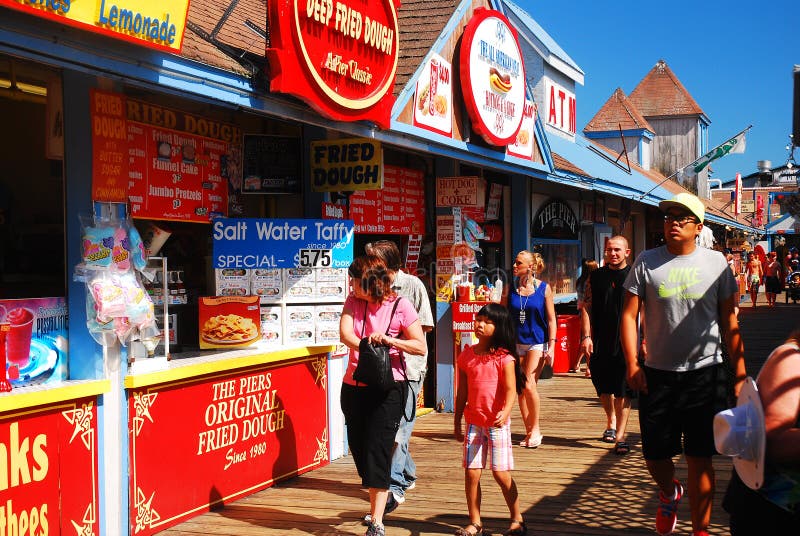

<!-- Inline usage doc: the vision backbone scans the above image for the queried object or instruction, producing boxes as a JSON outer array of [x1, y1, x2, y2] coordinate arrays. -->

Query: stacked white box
[[314, 304, 343, 344], [259, 305, 283, 347], [251, 268, 284, 302], [215, 268, 250, 296], [315, 267, 348, 300], [283, 268, 315, 301], [285, 305, 315, 345]]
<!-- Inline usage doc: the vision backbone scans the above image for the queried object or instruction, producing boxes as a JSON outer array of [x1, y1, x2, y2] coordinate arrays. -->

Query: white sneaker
[[406, 480, 416, 491], [391, 490, 405, 504]]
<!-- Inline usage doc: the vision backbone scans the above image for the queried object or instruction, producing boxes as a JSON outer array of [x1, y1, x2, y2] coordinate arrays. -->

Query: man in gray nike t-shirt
[[620, 193, 745, 536]]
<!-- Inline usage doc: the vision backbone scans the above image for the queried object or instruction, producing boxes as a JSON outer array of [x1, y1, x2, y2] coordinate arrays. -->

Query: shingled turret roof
[[396, 0, 461, 95], [584, 88, 654, 133], [628, 59, 705, 118]]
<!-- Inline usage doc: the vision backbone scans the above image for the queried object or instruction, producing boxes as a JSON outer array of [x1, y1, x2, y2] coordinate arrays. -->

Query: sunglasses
[[663, 213, 698, 226]]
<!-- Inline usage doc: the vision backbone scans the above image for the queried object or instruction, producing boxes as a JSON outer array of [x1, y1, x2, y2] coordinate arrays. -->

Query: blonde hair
[[518, 250, 545, 275]]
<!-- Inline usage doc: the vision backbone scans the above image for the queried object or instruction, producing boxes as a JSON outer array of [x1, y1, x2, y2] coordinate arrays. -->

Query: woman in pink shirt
[[339, 256, 427, 536], [454, 303, 527, 536]]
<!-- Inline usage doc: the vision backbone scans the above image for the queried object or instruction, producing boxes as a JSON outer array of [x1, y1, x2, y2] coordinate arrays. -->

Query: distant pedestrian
[[579, 236, 634, 455], [454, 303, 527, 536], [505, 250, 556, 448], [726, 253, 741, 316], [574, 258, 598, 375], [364, 240, 434, 518], [620, 193, 745, 536], [764, 251, 782, 307], [746, 253, 763, 308]]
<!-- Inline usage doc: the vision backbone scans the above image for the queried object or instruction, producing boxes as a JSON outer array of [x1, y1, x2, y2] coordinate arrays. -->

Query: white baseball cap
[[713, 377, 766, 490]]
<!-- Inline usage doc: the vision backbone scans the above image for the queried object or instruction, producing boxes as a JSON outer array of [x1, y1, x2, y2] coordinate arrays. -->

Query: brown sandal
[[454, 523, 484, 536], [503, 519, 527, 536]]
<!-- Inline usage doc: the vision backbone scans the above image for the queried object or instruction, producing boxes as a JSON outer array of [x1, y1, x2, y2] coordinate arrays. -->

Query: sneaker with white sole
[[365, 521, 385, 536], [385, 493, 400, 514], [655, 480, 683, 535], [363, 493, 399, 526], [406, 480, 416, 491]]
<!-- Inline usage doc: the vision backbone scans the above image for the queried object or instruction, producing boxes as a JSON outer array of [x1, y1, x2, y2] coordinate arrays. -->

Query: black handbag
[[353, 298, 402, 391]]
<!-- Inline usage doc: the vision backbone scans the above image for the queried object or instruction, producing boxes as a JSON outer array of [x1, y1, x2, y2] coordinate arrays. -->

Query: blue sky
[[515, 0, 797, 183]]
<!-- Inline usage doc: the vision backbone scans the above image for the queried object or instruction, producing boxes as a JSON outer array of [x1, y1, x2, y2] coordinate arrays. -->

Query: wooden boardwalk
[[164, 302, 798, 535]]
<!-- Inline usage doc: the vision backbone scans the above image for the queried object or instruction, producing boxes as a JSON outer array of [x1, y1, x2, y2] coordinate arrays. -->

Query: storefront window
[[531, 197, 581, 297], [0, 56, 64, 299], [537, 242, 580, 295]]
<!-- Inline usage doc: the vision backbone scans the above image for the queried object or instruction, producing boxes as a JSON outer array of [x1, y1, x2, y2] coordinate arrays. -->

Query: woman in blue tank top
[[506, 250, 557, 448]]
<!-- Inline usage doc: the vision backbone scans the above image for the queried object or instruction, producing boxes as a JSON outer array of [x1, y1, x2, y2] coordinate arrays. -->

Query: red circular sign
[[267, 0, 399, 127], [459, 8, 526, 146], [292, 0, 398, 109]]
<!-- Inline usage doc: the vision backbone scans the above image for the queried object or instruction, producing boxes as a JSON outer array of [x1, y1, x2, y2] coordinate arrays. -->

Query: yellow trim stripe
[[124, 345, 337, 389], [0, 380, 111, 414]]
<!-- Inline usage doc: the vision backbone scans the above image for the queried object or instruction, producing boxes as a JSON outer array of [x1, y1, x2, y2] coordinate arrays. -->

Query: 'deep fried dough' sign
[[267, 0, 400, 129]]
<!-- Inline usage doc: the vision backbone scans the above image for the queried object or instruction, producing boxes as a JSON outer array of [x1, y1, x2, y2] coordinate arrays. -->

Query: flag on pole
[[734, 172, 742, 215], [677, 126, 750, 191]]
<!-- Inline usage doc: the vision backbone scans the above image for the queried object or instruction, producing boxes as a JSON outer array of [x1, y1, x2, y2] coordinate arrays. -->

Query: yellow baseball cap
[[659, 192, 705, 223]]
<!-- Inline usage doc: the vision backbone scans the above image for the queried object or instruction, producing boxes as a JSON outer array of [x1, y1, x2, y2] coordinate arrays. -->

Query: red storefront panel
[[128, 354, 329, 534], [0, 400, 100, 535]]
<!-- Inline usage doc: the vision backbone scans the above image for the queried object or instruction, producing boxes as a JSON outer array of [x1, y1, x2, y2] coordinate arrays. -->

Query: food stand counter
[[124, 344, 336, 535], [0, 380, 110, 535]]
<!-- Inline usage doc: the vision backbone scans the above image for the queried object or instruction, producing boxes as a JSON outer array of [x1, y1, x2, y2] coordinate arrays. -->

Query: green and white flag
[[682, 126, 750, 178]]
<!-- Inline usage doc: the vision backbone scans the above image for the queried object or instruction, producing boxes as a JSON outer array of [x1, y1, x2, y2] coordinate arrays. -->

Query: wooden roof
[[628, 59, 705, 118], [552, 152, 589, 177], [584, 88, 654, 134], [179, 0, 267, 76], [396, 0, 462, 96]]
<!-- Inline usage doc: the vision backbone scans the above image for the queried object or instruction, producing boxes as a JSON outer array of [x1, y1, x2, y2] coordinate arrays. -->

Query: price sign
[[298, 249, 333, 267]]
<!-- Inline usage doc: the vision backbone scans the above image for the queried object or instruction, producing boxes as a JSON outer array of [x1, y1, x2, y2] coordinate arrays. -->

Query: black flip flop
[[614, 441, 630, 455]]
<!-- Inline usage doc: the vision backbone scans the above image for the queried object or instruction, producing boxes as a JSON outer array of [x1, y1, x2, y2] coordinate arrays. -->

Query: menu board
[[349, 165, 425, 234], [90, 90, 242, 223], [91, 89, 129, 202], [127, 121, 230, 222]]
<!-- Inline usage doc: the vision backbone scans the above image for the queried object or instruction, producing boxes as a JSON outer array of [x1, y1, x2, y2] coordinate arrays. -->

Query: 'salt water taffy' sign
[[128, 356, 329, 534], [212, 218, 355, 269]]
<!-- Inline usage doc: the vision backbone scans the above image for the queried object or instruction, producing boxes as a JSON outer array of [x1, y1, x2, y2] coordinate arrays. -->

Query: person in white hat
[[720, 329, 800, 533], [620, 192, 746, 536]]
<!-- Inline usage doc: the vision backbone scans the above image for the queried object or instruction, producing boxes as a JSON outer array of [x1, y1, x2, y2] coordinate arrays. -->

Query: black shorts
[[765, 275, 782, 294], [340, 381, 406, 488], [639, 364, 729, 460], [589, 352, 634, 398]]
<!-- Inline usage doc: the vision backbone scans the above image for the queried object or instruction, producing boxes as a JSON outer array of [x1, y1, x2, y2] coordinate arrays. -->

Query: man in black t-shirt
[[579, 236, 634, 455]]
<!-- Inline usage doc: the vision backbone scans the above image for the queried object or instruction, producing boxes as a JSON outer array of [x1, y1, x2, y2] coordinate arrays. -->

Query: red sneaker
[[692, 531, 709, 536], [655, 480, 683, 535]]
